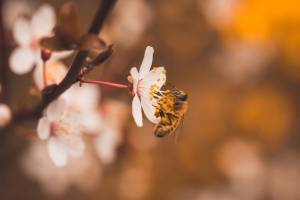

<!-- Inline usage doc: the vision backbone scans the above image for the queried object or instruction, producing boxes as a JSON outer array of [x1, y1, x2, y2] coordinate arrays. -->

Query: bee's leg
[[174, 115, 185, 144]]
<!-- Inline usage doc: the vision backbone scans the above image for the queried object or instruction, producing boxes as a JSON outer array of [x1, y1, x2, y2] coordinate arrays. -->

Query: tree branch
[[0, 0, 8, 102], [13, 0, 118, 123]]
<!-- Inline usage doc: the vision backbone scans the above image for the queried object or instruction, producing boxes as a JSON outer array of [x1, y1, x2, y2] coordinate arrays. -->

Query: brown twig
[[12, 0, 118, 123], [79, 45, 113, 80], [0, 0, 8, 102], [42, 62, 47, 87]]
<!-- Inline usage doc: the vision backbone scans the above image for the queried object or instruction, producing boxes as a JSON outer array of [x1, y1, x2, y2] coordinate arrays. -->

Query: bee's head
[[172, 89, 188, 101], [178, 93, 188, 101]]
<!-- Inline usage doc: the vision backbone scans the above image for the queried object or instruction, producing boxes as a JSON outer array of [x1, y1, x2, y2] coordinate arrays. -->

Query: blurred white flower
[[216, 138, 266, 200], [0, 103, 12, 127], [33, 60, 67, 90], [94, 100, 129, 164], [199, 0, 241, 30], [37, 98, 85, 167], [103, 0, 153, 47], [129, 46, 166, 127], [63, 84, 129, 164], [9, 4, 72, 75], [213, 40, 273, 84], [21, 140, 101, 196], [63, 84, 100, 112], [94, 127, 121, 164], [62, 84, 103, 134]]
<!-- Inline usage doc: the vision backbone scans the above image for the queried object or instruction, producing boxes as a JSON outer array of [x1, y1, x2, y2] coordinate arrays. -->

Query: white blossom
[[33, 60, 67, 90], [129, 46, 166, 127], [62, 84, 103, 134], [94, 100, 129, 164], [21, 140, 101, 195], [9, 4, 71, 75], [37, 98, 85, 167], [199, 0, 240, 30]]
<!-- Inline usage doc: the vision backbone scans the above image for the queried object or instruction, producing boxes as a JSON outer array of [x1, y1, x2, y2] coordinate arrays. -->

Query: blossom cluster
[[4, 2, 185, 195], [5, 1, 163, 164], [35, 45, 169, 167]]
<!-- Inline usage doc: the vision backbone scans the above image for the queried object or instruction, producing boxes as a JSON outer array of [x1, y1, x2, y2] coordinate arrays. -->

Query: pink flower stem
[[43, 61, 47, 88], [41, 49, 51, 88], [80, 79, 128, 89]]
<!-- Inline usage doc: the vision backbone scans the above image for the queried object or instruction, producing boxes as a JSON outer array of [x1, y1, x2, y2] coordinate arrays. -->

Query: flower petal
[[59, 134, 85, 157], [62, 84, 100, 112], [60, 111, 82, 136], [138, 67, 166, 125], [139, 66, 166, 90], [81, 111, 103, 134], [130, 67, 139, 94], [0, 104, 12, 127], [47, 137, 68, 167], [140, 94, 160, 124], [138, 67, 166, 124], [9, 47, 35, 74], [33, 60, 67, 91], [51, 50, 73, 60], [139, 46, 154, 79], [37, 117, 51, 140], [94, 128, 120, 164], [132, 94, 143, 127], [12, 18, 32, 46], [46, 98, 66, 121], [31, 4, 56, 37]]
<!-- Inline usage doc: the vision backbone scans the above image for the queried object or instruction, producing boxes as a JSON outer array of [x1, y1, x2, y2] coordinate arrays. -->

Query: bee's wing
[[173, 115, 185, 144]]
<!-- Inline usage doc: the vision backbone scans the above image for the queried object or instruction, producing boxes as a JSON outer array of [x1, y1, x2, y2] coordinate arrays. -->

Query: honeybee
[[154, 87, 188, 137]]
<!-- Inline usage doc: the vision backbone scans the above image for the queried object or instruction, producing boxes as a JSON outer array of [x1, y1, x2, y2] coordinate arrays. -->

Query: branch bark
[[13, 0, 117, 123], [0, 0, 8, 102]]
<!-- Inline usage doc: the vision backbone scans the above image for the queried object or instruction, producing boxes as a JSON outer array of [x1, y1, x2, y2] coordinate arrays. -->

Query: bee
[[154, 87, 188, 137]]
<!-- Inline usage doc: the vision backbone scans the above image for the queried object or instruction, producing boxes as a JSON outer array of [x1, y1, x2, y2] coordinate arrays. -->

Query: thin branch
[[43, 62, 47, 87], [0, 0, 8, 102], [12, 0, 118, 123], [86, 45, 113, 68]]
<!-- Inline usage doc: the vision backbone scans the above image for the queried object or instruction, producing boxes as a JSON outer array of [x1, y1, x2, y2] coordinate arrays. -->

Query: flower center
[[50, 122, 69, 136]]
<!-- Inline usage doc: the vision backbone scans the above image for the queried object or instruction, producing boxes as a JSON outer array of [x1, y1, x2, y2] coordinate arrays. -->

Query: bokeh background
[[1, 0, 300, 199]]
